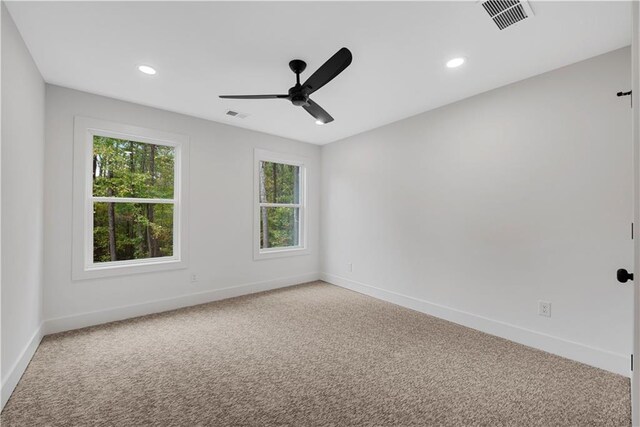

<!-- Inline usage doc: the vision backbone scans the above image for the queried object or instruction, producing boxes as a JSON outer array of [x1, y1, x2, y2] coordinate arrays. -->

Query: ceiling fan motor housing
[[289, 86, 309, 106]]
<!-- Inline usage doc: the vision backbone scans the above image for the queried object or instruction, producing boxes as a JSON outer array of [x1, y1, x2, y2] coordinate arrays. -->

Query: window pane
[[93, 136, 174, 199], [93, 202, 174, 262], [260, 207, 300, 249], [259, 161, 300, 204]]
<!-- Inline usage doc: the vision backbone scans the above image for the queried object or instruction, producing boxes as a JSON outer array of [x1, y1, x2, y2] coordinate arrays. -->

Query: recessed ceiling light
[[138, 65, 156, 75], [446, 57, 465, 69], [315, 120, 325, 125]]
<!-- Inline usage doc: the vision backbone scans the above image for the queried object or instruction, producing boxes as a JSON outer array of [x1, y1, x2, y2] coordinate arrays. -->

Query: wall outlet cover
[[538, 301, 551, 317]]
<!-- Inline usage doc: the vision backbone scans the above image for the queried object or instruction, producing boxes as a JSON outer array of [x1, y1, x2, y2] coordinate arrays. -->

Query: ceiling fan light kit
[[220, 47, 352, 124]]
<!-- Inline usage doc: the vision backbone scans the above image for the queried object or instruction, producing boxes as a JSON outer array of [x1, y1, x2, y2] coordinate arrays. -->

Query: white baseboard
[[44, 272, 320, 335], [1, 324, 44, 411], [321, 273, 630, 378]]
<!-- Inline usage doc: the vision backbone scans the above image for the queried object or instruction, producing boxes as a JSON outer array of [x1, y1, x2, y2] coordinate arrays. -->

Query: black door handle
[[617, 268, 634, 283]]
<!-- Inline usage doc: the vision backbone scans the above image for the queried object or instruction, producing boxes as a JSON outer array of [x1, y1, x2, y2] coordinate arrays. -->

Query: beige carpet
[[1, 281, 630, 426]]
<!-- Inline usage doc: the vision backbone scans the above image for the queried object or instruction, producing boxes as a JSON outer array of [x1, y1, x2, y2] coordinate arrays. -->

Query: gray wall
[[1, 2, 45, 405], [321, 47, 633, 375]]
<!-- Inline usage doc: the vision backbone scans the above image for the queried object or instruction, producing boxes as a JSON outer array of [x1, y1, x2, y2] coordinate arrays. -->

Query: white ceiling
[[6, 1, 631, 145]]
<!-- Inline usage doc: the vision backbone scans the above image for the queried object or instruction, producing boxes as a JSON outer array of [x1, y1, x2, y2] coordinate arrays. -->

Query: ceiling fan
[[220, 47, 352, 125]]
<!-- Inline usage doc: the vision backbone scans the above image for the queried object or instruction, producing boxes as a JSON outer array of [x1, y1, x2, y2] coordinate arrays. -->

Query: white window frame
[[254, 149, 309, 260], [72, 117, 189, 280]]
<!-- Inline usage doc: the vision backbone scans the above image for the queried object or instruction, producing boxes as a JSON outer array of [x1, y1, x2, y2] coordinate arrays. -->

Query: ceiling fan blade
[[303, 99, 334, 124], [219, 94, 289, 99], [302, 47, 352, 95]]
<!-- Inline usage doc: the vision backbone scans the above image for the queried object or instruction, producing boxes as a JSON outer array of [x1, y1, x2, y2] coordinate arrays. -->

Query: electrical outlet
[[190, 273, 198, 283], [538, 301, 551, 317], [348, 263, 353, 273]]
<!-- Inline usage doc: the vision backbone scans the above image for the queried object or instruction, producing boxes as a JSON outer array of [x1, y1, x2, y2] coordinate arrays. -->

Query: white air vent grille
[[481, 0, 534, 30]]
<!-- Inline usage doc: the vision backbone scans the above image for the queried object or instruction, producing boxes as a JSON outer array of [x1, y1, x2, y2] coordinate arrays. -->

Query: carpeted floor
[[0, 281, 630, 426]]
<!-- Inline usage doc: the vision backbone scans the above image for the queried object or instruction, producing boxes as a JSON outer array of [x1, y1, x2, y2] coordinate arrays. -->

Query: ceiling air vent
[[481, 0, 534, 30], [226, 110, 248, 119]]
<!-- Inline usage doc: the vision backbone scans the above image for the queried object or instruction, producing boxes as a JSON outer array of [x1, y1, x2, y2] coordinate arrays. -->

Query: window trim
[[72, 117, 189, 280], [253, 149, 309, 260]]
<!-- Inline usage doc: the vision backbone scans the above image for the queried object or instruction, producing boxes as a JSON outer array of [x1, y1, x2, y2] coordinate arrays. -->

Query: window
[[254, 149, 308, 259], [73, 117, 189, 279]]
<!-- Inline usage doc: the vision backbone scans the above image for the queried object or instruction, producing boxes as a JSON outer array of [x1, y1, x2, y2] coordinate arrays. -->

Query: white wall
[[1, 2, 45, 408], [321, 47, 633, 376], [44, 86, 320, 331]]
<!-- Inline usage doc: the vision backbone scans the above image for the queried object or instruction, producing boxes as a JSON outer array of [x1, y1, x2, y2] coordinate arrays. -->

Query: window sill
[[254, 247, 310, 261], [73, 258, 187, 280]]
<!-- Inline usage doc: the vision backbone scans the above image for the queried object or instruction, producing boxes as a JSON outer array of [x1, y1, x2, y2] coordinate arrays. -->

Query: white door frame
[[633, 1, 639, 426]]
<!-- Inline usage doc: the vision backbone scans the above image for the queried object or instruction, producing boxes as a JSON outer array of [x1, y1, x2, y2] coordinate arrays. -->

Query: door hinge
[[632, 223, 634, 240], [618, 90, 632, 107], [631, 354, 634, 371]]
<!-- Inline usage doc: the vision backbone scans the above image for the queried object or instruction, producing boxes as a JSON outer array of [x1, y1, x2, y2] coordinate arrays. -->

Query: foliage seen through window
[[92, 136, 175, 263]]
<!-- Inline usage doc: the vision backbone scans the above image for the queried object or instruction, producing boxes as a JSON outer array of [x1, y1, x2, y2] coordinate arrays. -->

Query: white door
[[633, 2, 640, 426]]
